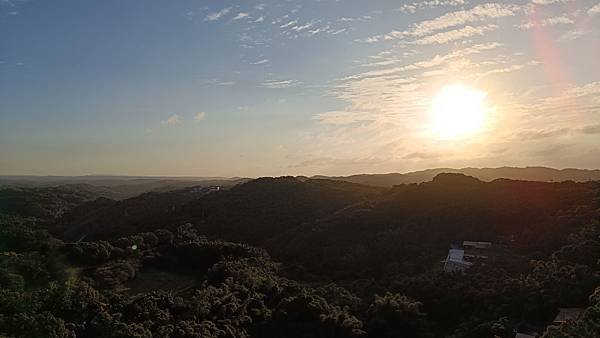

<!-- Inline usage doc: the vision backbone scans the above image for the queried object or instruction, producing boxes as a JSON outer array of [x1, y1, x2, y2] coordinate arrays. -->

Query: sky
[[0, 0, 599, 177]]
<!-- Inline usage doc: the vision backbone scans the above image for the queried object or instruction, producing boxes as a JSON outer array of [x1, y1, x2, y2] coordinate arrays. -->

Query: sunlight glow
[[430, 84, 488, 139]]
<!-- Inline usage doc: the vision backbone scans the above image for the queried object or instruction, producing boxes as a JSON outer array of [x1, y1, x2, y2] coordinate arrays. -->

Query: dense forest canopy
[[0, 173, 599, 337]]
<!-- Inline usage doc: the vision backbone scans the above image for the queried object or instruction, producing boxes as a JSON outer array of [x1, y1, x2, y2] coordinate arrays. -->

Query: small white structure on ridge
[[443, 249, 472, 272]]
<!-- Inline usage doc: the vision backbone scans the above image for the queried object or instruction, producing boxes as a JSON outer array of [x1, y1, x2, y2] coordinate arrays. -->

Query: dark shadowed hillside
[[270, 174, 597, 280], [58, 186, 220, 241], [1, 174, 599, 337], [55, 174, 597, 283], [57, 177, 383, 242], [0, 185, 112, 219]]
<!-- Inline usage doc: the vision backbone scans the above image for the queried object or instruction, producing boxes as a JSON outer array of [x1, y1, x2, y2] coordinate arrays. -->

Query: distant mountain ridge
[[312, 166, 600, 187], [0, 175, 248, 190]]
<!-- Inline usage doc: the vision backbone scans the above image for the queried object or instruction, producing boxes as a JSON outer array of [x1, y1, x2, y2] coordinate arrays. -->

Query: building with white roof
[[443, 249, 473, 272]]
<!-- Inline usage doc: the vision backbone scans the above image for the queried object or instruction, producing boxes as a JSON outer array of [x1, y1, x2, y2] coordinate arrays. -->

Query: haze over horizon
[[1, 0, 599, 177], [1, 165, 600, 180]]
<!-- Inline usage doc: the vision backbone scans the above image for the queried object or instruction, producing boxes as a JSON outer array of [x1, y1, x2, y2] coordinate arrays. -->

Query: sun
[[430, 84, 488, 139]]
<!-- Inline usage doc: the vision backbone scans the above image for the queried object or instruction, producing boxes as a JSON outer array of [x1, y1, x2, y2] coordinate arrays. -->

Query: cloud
[[402, 151, 443, 160], [330, 28, 347, 35], [518, 14, 574, 29], [543, 15, 575, 25], [517, 128, 570, 140], [558, 29, 586, 41], [589, 3, 600, 16], [338, 15, 372, 22], [366, 3, 521, 42], [398, 0, 467, 14], [312, 111, 376, 125], [411, 3, 519, 36], [531, 143, 573, 157], [198, 78, 235, 87], [532, 0, 572, 4], [354, 42, 502, 79], [288, 156, 387, 169], [205, 7, 231, 21], [161, 114, 181, 125], [194, 112, 206, 122], [261, 79, 302, 89], [280, 19, 298, 28], [290, 22, 314, 32], [567, 81, 600, 97], [505, 81, 600, 142], [251, 58, 269, 65], [476, 62, 540, 79], [414, 24, 498, 45], [580, 124, 600, 134], [233, 12, 249, 20]]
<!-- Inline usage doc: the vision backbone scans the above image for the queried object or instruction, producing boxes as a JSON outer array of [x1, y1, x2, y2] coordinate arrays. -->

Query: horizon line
[[1, 165, 600, 179]]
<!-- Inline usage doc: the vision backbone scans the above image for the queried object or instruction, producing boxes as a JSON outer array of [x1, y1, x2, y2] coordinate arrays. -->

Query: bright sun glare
[[430, 84, 488, 139]]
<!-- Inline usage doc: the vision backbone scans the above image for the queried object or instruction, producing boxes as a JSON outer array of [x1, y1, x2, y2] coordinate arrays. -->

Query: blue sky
[[1, 0, 599, 176]]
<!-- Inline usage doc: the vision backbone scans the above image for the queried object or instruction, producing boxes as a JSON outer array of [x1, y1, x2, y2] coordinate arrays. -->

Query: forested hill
[[56, 174, 596, 260], [0, 174, 599, 337], [314, 166, 600, 187], [57, 177, 383, 242]]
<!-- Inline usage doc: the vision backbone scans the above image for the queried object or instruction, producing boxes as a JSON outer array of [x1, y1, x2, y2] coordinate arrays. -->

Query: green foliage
[[0, 178, 598, 337], [542, 287, 600, 337], [365, 292, 430, 338]]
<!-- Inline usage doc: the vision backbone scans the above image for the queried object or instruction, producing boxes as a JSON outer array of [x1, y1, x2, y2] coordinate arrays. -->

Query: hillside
[[0, 185, 110, 219], [0, 176, 249, 200], [270, 174, 597, 280], [1, 173, 599, 337], [314, 167, 600, 187], [57, 177, 383, 242], [55, 174, 598, 281]]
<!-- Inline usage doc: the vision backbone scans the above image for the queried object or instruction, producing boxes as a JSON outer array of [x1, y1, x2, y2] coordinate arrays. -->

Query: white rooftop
[[447, 249, 465, 261]]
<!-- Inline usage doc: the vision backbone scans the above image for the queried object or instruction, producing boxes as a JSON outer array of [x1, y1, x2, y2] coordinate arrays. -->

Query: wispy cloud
[[414, 24, 498, 45], [338, 15, 372, 22], [261, 79, 302, 89], [194, 112, 206, 122], [251, 58, 269, 65], [280, 19, 298, 29], [350, 42, 503, 80], [161, 114, 181, 125], [558, 29, 586, 41], [364, 3, 521, 43], [290, 22, 314, 32], [532, 0, 573, 5], [233, 12, 249, 20], [398, 0, 466, 14], [312, 111, 376, 125], [205, 7, 231, 21], [198, 78, 235, 87], [518, 14, 574, 29], [517, 128, 570, 140], [403, 151, 443, 160]]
